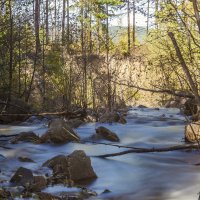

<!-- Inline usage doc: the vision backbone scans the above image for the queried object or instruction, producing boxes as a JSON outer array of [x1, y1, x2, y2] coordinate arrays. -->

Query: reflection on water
[[0, 108, 200, 200]]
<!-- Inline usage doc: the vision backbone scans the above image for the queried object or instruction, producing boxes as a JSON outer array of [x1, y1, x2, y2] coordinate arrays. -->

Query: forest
[[0, 0, 200, 200]]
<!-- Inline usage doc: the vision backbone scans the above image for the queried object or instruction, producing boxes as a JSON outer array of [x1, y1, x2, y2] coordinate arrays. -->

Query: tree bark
[[192, 0, 200, 34], [35, 0, 41, 52], [62, 0, 66, 45], [127, 0, 130, 54], [46, 0, 49, 44], [168, 32, 200, 107], [8, 0, 13, 104]]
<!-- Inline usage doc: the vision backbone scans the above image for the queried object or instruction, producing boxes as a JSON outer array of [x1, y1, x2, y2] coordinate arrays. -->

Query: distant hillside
[[109, 26, 146, 43]]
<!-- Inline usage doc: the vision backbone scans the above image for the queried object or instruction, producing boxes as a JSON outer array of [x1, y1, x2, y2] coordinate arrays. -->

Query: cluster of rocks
[[1, 150, 97, 200], [11, 119, 81, 145], [11, 117, 121, 145]]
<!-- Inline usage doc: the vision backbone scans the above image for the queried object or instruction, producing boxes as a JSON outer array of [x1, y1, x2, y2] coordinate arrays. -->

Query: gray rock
[[10, 167, 34, 187], [185, 121, 200, 143], [43, 150, 97, 184], [40, 119, 80, 144], [95, 126, 120, 142]]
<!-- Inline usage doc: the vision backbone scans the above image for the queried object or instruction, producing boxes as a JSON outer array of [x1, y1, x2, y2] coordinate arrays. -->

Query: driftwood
[[0, 109, 87, 119], [95, 144, 200, 158]]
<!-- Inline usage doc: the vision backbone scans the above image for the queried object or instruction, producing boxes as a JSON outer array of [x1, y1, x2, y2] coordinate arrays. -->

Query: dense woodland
[[0, 0, 200, 114]]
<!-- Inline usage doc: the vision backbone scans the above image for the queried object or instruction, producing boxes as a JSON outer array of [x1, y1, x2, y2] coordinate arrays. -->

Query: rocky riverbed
[[0, 107, 200, 200]]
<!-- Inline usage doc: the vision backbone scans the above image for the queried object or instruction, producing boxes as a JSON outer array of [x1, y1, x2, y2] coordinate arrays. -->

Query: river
[[0, 107, 200, 200]]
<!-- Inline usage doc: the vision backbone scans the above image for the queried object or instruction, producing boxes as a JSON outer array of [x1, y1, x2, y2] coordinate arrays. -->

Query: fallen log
[[95, 144, 200, 158], [0, 109, 87, 119]]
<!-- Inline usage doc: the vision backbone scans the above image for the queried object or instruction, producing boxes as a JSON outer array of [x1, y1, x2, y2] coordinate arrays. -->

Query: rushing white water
[[0, 108, 200, 200]]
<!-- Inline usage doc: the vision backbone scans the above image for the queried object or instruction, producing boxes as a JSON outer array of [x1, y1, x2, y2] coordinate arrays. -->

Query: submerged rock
[[95, 126, 120, 142], [185, 121, 200, 143], [41, 119, 80, 144], [43, 150, 97, 184], [18, 156, 35, 163], [11, 131, 41, 144]]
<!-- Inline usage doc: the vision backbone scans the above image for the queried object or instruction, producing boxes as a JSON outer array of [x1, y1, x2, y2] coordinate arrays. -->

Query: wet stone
[[18, 156, 35, 163], [10, 167, 34, 187], [42, 150, 97, 184], [40, 118, 80, 144], [96, 126, 120, 142]]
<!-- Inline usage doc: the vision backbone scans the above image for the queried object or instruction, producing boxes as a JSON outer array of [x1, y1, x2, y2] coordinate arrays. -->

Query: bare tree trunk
[[106, 4, 112, 111], [62, 0, 66, 45], [66, 0, 70, 51], [18, 19, 21, 96], [168, 32, 200, 108], [147, 0, 150, 34], [127, 0, 130, 54], [132, 0, 136, 49], [192, 0, 200, 34], [35, 0, 41, 52], [81, 1, 87, 108], [8, 0, 13, 103], [46, 0, 49, 44]]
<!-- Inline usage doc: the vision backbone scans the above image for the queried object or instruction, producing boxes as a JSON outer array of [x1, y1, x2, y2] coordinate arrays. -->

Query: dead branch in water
[[0, 109, 86, 119], [95, 144, 199, 158]]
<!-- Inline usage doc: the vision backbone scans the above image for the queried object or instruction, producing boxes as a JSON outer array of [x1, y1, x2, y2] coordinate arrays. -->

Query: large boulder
[[11, 131, 41, 144], [99, 111, 126, 124], [95, 126, 120, 142], [10, 167, 34, 187], [185, 121, 200, 143], [43, 150, 97, 184], [40, 119, 80, 144]]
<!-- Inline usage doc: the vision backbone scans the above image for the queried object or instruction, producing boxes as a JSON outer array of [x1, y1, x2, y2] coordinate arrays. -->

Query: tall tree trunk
[[66, 0, 70, 51], [35, 0, 41, 52], [46, 0, 49, 44], [62, 0, 66, 45], [132, 0, 136, 49], [127, 0, 130, 54], [168, 32, 200, 108], [106, 3, 112, 111], [192, 0, 200, 34], [147, 0, 150, 34], [8, 0, 13, 103], [18, 19, 21, 96]]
